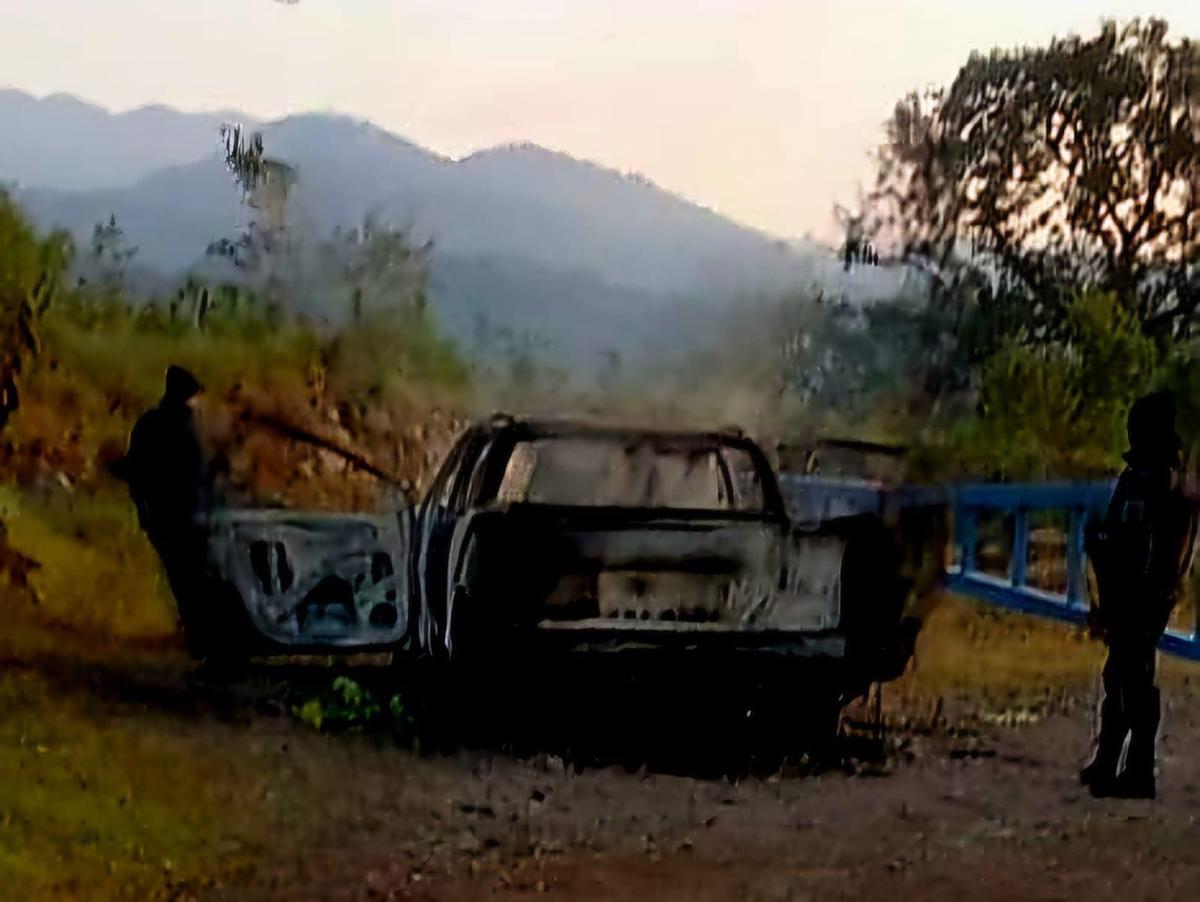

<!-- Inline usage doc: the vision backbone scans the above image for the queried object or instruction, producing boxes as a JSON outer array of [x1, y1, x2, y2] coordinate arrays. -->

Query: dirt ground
[[5, 600, 1200, 902], [224, 684, 1200, 902]]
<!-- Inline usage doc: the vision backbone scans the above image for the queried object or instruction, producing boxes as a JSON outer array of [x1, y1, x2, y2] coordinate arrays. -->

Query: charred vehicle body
[[202, 417, 944, 704]]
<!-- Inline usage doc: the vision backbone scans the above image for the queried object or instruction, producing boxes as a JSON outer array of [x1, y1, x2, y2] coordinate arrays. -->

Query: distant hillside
[[2, 89, 911, 368], [0, 88, 253, 192]]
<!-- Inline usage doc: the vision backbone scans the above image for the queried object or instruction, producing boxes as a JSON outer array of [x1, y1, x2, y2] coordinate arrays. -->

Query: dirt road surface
[[218, 686, 1200, 902]]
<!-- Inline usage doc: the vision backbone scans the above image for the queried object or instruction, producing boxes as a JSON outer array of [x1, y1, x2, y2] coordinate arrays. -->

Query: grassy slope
[[0, 671, 260, 898], [0, 486, 407, 900], [0, 482, 221, 899], [0, 309, 461, 902]]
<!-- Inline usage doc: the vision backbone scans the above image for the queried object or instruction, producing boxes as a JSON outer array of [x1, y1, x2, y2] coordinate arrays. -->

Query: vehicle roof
[[475, 415, 756, 447]]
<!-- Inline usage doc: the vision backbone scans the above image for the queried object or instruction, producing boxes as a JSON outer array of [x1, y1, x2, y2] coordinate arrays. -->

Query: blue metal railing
[[945, 481, 1200, 662], [779, 474, 1200, 662]]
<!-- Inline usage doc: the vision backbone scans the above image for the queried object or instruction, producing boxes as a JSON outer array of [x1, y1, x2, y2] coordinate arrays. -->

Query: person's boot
[[1110, 768, 1156, 800], [1081, 753, 1123, 794], [1112, 688, 1160, 800], [1080, 695, 1127, 792]]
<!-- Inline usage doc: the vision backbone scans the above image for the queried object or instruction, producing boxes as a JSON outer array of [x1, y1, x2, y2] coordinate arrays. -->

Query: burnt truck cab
[[411, 418, 927, 690], [203, 417, 937, 695]]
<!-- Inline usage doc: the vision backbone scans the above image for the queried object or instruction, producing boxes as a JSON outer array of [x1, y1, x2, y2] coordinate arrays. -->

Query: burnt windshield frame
[[469, 422, 784, 519]]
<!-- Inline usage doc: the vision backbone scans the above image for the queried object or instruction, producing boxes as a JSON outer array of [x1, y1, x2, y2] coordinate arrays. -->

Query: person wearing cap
[[116, 365, 218, 658], [1081, 390, 1197, 799]]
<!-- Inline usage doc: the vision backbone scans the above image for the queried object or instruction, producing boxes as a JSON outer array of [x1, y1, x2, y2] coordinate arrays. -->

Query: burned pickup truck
[[202, 418, 943, 699]]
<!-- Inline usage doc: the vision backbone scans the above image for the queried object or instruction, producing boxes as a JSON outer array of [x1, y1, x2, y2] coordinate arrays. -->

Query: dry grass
[[897, 594, 1105, 703]]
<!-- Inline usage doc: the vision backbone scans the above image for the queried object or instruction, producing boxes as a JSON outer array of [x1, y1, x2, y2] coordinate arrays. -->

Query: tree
[[84, 213, 138, 293], [870, 18, 1200, 349], [329, 214, 432, 322], [219, 123, 297, 219], [954, 291, 1158, 478], [0, 190, 71, 431], [207, 123, 298, 307], [0, 191, 71, 588]]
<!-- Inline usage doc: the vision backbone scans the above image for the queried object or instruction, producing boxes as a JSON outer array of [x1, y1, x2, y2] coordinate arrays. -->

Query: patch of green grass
[[0, 670, 265, 900], [0, 486, 251, 898], [2, 486, 176, 646]]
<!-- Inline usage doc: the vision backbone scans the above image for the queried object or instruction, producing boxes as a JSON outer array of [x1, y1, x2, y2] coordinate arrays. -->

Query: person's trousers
[[1095, 635, 1161, 777], [149, 524, 221, 657]]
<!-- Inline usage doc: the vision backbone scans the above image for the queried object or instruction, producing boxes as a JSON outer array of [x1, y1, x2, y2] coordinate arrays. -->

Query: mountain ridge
[[1, 88, 799, 247], [2, 88, 906, 369]]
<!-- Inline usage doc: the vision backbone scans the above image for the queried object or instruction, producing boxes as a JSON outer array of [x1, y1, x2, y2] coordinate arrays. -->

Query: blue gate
[[779, 475, 1200, 662], [945, 481, 1200, 662]]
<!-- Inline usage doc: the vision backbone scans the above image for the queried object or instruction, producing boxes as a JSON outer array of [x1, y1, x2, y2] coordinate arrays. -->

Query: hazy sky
[[3, 0, 1198, 242]]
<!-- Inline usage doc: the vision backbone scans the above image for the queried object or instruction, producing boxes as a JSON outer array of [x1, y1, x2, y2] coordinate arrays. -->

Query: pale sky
[[2, 0, 1197, 242]]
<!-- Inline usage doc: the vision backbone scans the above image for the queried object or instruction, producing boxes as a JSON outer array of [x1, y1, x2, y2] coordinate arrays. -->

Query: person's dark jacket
[[1089, 458, 1195, 638], [121, 402, 209, 536]]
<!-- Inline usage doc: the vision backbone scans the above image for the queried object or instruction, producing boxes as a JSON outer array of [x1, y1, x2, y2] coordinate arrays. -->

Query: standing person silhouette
[[1082, 391, 1197, 799], [115, 366, 220, 659]]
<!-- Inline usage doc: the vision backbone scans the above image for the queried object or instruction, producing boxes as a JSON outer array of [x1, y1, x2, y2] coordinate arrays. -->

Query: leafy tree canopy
[[871, 18, 1200, 351]]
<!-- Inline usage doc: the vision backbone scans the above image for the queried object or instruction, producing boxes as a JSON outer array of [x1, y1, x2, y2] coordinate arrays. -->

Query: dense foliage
[[819, 18, 1200, 479], [0, 192, 71, 430], [872, 19, 1200, 348], [0, 182, 469, 517]]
